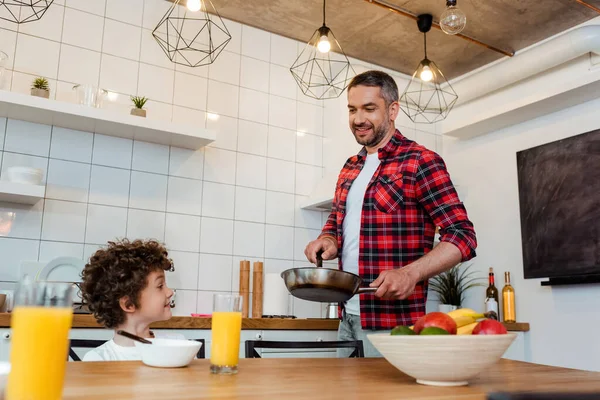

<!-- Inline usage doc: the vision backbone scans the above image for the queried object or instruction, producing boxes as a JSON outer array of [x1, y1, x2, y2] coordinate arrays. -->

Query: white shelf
[[0, 90, 215, 150], [301, 197, 333, 212], [0, 181, 45, 205]]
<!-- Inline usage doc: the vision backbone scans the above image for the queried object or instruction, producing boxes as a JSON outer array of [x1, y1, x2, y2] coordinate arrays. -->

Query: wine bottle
[[485, 267, 499, 317], [502, 271, 516, 323]]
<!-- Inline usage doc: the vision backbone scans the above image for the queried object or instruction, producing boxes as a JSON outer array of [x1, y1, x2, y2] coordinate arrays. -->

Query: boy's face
[[137, 270, 174, 322]]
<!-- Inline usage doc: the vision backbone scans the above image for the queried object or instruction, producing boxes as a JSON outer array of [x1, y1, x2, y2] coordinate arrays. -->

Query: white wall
[[443, 92, 600, 372], [0, 0, 334, 318]]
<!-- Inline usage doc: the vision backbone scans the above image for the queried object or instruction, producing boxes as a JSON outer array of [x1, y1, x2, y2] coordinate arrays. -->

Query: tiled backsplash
[[0, 0, 442, 317]]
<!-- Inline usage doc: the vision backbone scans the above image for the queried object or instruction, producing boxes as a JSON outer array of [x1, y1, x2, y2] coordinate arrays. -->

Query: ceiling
[[200, 0, 600, 80]]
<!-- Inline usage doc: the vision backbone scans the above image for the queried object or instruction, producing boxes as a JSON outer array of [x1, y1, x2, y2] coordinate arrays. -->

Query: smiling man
[[304, 70, 477, 357]]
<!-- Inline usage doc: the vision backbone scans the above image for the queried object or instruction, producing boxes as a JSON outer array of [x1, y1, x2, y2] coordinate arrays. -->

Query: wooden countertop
[[60, 358, 600, 399], [0, 313, 530, 331], [0, 313, 339, 330]]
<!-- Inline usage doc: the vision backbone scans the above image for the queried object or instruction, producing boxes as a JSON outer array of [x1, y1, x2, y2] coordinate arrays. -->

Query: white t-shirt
[[82, 332, 186, 362], [342, 152, 381, 315]]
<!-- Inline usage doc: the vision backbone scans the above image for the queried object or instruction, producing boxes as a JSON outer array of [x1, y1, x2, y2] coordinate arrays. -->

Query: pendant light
[[440, 0, 467, 35], [152, 0, 231, 68], [399, 14, 458, 124], [0, 0, 53, 24], [290, 0, 355, 100]]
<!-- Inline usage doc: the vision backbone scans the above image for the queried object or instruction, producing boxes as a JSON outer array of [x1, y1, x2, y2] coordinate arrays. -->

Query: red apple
[[413, 312, 457, 335], [472, 319, 508, 335]]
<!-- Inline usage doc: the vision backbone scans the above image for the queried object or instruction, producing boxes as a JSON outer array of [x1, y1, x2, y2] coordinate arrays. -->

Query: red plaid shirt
[[320, 130, 477, 330]]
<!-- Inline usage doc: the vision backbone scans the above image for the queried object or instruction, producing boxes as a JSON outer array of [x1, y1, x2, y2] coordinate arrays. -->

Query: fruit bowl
[[367, 332, 517, 386]]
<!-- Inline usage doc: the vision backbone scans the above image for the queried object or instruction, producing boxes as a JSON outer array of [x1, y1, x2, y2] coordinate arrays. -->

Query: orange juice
[[7, 306, 73, 400], [210, 311, 242, 366]]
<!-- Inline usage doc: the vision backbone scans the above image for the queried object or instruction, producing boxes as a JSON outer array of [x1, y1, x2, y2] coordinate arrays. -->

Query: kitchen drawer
[[258, 350, 337, 358], [261, 330, 338, 342], [250, 329, 340, 359]]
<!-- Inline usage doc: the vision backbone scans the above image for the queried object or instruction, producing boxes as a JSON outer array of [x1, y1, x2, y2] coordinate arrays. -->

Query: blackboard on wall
[[516, 129, 600, 279]]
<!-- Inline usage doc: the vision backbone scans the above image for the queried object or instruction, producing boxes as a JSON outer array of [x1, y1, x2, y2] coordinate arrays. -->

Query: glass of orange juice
[[6, 280, 74, 400], [210, 293, 242, 374]]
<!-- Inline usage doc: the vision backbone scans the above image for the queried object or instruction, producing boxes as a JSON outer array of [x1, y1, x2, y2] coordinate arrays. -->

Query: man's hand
[[370, 266, 421, 300], [304, 237, 338, 264]]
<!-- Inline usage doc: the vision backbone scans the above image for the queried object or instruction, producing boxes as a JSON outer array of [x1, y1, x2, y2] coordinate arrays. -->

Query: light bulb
[[420, 65, 433, 82], [440, 5, 466, 35], [187, 0, 202, 12], [317, 35, 331, 53]]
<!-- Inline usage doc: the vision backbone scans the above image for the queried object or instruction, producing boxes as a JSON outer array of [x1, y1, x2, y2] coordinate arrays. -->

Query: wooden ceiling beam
[[574, 0, 600, 14], [365, 0, 514, 57]]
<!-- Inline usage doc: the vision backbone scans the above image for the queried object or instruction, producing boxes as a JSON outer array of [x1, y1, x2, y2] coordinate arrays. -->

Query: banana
[[407, 308, 493, 331], [447, 308, 482, 319], [456, 322, 478, 335], [452, 315, 480, 328]]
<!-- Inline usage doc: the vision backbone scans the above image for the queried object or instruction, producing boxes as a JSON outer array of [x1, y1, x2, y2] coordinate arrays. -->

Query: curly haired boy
[[80, 239, 179, 361]]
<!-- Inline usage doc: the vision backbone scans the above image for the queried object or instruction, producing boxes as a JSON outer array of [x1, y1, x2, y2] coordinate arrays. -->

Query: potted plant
[[428, 263, 484, 312], [130, 96, 148, 117], [31, 77, 49, 99]]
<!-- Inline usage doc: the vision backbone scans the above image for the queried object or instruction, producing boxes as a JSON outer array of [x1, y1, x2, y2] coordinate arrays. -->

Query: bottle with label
[[485, 267, 499, 318], [502, 271, 516, 323]]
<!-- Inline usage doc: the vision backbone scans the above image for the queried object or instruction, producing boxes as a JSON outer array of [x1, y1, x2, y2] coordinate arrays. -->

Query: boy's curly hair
[[81, 239, 174, 329]]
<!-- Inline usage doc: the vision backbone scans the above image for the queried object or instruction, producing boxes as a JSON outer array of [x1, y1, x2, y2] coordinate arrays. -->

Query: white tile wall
[[237, 120, 268, 156], [0, 3, 443, 318], [168, 251, 200, 290], [4, 120, 51, 157], [50, 128, 93, 163]]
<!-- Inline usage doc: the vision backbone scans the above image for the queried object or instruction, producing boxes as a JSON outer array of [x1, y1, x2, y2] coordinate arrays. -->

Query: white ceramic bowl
[[7, 167, 43, 185], [368, 332, 517, 386], [134, 338, 201, 368]]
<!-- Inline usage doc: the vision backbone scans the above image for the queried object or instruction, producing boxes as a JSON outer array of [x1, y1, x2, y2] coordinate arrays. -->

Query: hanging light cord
[[423, 32, 427, 59], [323, 0, 327, 25]]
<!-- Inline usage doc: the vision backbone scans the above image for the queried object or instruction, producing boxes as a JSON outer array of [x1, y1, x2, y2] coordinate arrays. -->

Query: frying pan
[[280, 252, 377, 303]]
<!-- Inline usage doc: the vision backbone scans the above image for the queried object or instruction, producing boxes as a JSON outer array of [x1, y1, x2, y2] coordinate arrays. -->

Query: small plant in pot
[[31, 77, 50, 99], [429, 263, 484, 313], [130, 96, 148, 117]]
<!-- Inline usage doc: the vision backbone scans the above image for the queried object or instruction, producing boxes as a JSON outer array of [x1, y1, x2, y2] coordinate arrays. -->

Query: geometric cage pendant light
[[290, 0, 355, 100], [399, 14, 458, 124], [0, 0, 54, 24], [152, 0, 231, 68]]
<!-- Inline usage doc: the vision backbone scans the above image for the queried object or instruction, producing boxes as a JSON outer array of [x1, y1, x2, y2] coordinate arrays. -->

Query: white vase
[[438, 304, 458, 313]]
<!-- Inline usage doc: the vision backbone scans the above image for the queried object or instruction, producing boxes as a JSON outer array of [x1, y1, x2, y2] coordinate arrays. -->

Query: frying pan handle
[[316, 250, 323, 268], [356, 287, 378, 294]]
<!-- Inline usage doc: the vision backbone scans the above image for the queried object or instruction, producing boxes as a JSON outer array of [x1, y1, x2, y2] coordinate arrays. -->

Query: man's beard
[[352, 118, 389, 147]]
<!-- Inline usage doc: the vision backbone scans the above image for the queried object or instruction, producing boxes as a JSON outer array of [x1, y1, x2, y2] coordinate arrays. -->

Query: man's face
[[347, 85, 392, 148]]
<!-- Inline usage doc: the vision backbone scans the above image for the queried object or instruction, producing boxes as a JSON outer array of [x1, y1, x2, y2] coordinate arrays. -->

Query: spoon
[[116, 330, 152, 344]]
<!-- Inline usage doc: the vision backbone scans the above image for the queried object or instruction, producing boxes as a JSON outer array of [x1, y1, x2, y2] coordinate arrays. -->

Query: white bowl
[[368, 332, 517, 386], [134, 338, 201, 368], [7, 167, 43, 185]]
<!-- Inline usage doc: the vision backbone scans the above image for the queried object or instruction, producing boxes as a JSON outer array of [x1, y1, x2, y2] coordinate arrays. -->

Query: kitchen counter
[[0, 313, 339, 330], [0, 313, 530, 331], [60, 358, 599, 399]]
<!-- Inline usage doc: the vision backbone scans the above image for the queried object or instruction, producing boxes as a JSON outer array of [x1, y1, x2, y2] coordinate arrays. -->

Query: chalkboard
[[516, 129, 600, 279]]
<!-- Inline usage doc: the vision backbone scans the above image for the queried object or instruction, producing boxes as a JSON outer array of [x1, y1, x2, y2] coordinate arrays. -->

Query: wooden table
[[61, 358, 600, 399]]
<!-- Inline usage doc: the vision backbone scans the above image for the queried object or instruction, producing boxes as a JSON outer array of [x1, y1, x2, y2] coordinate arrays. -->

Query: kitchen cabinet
[[256, 329, 339, 358], [0, 327, 527, 362], [502, 331, 530, 362], [0, 327, 339, 361]]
